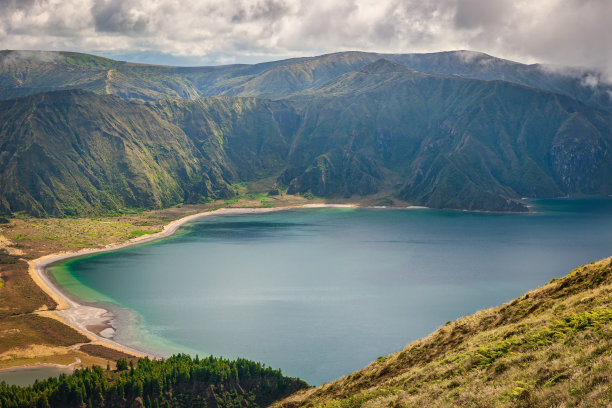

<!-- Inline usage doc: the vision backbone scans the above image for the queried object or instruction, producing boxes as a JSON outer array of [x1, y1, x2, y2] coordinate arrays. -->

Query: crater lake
[[49, 198, 612, 385]]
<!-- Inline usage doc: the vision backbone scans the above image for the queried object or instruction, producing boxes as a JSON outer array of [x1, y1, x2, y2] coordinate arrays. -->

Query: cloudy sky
[[1, 0, 611, 76]]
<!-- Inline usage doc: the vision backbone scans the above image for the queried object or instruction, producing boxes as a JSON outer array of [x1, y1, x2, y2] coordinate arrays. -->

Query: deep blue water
[[50, 199, 612, 385]]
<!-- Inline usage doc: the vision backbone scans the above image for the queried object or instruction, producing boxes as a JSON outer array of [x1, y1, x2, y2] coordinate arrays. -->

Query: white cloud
[[0, 0, 611, 80], [581, 74, 600, 89]]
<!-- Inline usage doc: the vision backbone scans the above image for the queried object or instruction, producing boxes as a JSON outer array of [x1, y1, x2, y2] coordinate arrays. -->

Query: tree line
[[0, 354, 308, 407]]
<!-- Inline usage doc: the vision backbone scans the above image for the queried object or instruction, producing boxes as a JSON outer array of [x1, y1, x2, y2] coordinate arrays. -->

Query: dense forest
[[0, 354, 308, 408]]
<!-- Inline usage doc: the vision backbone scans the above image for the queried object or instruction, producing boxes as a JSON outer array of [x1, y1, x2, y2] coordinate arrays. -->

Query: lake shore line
[[0, 358, 81, 373], [28, 203, 357, 360]]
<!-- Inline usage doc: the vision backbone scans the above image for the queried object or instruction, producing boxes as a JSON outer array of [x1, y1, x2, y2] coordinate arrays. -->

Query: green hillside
[[387, 50, 612, 112], [1, 59, 611, 216], [0, 90, 246, 217], [147, 97, 299, 182], [0, 90, 308, 216], [279, 60, 612, 211], [0, 51, 202, 101], [273, 257, 612, 408], [1, 49, 611, 408], [2, 50, 611, 111]]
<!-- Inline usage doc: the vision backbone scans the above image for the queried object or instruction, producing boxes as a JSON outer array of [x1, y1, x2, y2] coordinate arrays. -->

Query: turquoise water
[[49, 199, 612, 385]]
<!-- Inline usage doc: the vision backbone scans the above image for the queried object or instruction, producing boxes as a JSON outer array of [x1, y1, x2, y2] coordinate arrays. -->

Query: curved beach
[[29, 204, 357, 358]]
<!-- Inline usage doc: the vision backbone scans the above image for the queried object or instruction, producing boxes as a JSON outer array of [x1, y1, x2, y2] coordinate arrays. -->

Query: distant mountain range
[[1, 50, 611, 216]]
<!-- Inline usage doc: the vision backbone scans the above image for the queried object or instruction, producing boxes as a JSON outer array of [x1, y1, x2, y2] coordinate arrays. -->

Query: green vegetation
[[127, 230, 161, 239], [0, 354, 308, 407], [2, 50, 611, 111], [0, 92, 298, 217], [115, 358, 129, 371], [2, 75, 611, 215], [469, 307, 612, 369], [1, 51, 612, 214], [273, 258, 612, 408], [1, 48, 611, 406]]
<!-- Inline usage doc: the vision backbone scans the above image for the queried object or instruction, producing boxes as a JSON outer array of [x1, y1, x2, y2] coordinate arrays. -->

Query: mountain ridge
[[2, 49, 611, 110], [279, 64, 612, 210], [1, 50, 612, 216]]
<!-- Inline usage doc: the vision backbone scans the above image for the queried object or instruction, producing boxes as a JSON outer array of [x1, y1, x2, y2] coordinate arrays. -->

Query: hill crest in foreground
[[273, 258, 612, 408]]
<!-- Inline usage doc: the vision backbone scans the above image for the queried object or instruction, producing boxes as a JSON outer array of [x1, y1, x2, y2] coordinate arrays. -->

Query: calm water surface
[[50, 199, 612, 385], [0, 366, 73, 386]]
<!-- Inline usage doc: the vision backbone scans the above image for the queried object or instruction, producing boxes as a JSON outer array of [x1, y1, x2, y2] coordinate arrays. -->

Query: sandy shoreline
[[28, 204, 357, 360], [0, 358, 82, 373]]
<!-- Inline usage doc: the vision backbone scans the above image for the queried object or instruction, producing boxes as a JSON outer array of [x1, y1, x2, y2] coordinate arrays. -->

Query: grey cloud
[[373, 21, 395, 42], [454, 0, 513, 30], [0, 0, 611, 82], [539, 63, 611, 91], [0, 0, 43, 11], [373, 1, 451, 46], [454, 51, 499, 70], [231, 0, 289, 23], [92, 0, 151, 33], [452, 0, 612, 81], [0, 50, 60, 66], [251, 0, 290, 20], [289, 1, 359, 41], [231, 8, 247, 23]]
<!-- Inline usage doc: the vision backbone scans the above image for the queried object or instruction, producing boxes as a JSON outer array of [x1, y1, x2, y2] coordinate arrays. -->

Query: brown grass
[[0, 314, 89, 354], [78, 344, 138, 364], [0, 253, 57, 318], [0, 346, 118, 370]]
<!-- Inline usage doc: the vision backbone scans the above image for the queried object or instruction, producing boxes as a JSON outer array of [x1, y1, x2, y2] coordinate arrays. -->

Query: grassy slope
[[0, 90, 237, 216], [280, 60, 612, 210], [1, 55, 612, 215], [0, 51, 205, 101], [386, 51, 612, 113], [148, 96, 300, 182], [0, 91, 306, 217], [274, 258, 612, 408], [0, 50, 378, 101], [0, 90, 191, 215], [2, 77, 612, 215]]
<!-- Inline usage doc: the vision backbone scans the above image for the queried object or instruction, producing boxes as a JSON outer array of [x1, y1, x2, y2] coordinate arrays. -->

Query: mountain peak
[[358, 58, 411, 74]]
